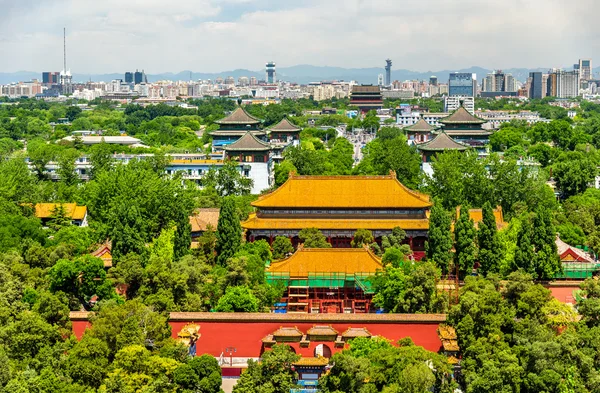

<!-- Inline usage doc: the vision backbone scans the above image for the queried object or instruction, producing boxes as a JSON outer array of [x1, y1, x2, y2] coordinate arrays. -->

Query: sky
[[0, 0, 598, 73]]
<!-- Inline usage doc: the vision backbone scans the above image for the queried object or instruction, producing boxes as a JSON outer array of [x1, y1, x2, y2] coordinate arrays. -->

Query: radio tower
[[384, 59, 392, 87], [60, 27, 73, 95]]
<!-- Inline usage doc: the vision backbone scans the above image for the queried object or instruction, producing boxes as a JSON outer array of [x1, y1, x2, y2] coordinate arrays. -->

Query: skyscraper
[[134, 70, 147, 85], [449, 73, 476, 96], [429, 76, 438, 86], [385, 59, 392, 86], [556, 69, 579, 98], [266, 62, 276, 84], [125, 72, 134, 83], [529, 72, 545, 99], [577, 59, 592, 81]]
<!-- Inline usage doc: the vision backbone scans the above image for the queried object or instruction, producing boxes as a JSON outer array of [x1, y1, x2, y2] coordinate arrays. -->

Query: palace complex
[[242, 172, 432, 254], [209, 106, 264, 149], [438, 106, 492, 152]]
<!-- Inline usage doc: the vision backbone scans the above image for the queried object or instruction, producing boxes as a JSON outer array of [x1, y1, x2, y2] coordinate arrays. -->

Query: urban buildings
[[448, 72, 476, 96], [529, 72, 545, 99], [266, 62, 276, 84], [482, 70, 516, 93], [575, 59, 592, 81], [42, 72, 60, 85], [445, 96, 474, 114], [555, 69, 580, 98], [125, 72, 134, 83], [133, 70, 147, 85], [430, 76, 438, 86]]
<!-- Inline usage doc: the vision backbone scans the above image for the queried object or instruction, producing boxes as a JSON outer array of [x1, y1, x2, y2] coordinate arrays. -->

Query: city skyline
[[1, 0, 598, 73]]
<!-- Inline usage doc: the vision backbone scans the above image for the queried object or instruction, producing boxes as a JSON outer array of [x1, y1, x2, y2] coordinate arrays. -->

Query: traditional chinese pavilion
[[266, 247, 383, 313], [223, 131, 271, 163], [404, 118, 438, 144], [439, 106, 492, 151], [266, 117, 302, 144], [416, 131, 468, 162], [349, 85, 383, 113], [210, 106, 264, 148], [242, 173, 432, 251]]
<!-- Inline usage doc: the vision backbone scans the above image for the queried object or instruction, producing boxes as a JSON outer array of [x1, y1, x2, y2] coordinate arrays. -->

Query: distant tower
[[60, 27, 73, 95], [384, 59, 392, 86], [377, 74, 384, 86], [266, 62, 276, 84]]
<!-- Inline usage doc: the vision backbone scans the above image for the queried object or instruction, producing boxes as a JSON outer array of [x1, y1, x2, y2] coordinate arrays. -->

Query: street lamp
[[225, 347, 237, 366]]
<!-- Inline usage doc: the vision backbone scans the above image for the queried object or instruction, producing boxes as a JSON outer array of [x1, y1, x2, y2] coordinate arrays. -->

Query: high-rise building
[[225, 76, 235, 85], [238, 76, 249, 86], [445, 96, 475, 114], [377, 74, 384, 86], [575, 59, 592, 81], [449, 72, 476, 96], [528, 72, 545, 99], [134, 70, 147, 85], [249, 76, 257, 86], [266, 62, 276, 84], [482, 70, 516, 93], [385, 59, 392, 86], [429, 76, 438, 86], [42, 72, 60, 85], [555, 69, 580, 98], [125, 72, 134, 83]]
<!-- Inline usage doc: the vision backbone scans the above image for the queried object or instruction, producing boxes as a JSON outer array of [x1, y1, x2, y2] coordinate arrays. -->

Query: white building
[[444, 96, 475, 114], [556, 70, 580, 98]]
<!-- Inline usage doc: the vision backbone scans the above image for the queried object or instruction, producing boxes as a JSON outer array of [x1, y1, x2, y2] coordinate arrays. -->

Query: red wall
[[170, 320, 442, 358], [72, 320, 92, 339], [548, 285, 579, 304]]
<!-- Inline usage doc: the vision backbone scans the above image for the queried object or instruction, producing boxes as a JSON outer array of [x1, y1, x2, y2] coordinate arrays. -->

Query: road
[[336, 126, 375, 165]]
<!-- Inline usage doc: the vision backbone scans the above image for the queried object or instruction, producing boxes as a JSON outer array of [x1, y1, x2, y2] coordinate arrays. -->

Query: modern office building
[[430, 76, 438, 86], [42, 72, 60, 85], [266, 62, 276, 84], [529, 72, 547, 100], [575, 59, 592, 81], [134, 70, 147, 85], [125, 72, 134, 84], [449, 72, 476, 96], [385, 59, 392, 86], [483, 70, 516, 94]]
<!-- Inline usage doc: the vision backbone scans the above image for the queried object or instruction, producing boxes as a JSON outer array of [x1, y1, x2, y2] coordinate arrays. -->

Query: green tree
[[477, 202, 502, 275], [298, 227, 331, 248], [203, 159, 253, 196], [233, 344, 299, 393], [531, 206, 561, 279], [215, 286, 259, 312], [425, 203, 452, 273], [351, 229, 374, 248], [216, 197, 242, 265], [272, 236, 294, 260], [454, 206, 477, 279], [89, 141, 113, 178], [273, 160, 297, 187]]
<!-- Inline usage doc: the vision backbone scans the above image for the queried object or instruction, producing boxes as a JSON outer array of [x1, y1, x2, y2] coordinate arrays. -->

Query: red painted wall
[[170, 320, 442, 358], [72, 320, 92, 339], [548, 286, 579, 304]]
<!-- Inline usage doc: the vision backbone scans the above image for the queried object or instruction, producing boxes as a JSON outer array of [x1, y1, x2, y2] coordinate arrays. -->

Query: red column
[[269, 235, 274, 246], [409, 236, 414, 249]]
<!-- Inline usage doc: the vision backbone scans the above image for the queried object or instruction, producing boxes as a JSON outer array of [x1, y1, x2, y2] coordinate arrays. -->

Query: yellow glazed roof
[[242, 213, 429, 231], [456, 206, 506, 230], [34, 203, 87, 220], [252, 173, 432, 209], [268, 247, 383, 276]]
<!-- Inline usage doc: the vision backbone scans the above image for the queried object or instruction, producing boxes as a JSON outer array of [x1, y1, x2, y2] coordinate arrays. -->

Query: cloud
[[0, 0, 598, 73]]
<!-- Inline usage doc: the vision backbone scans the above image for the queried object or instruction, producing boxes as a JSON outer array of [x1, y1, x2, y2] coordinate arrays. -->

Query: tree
[[215, 286, 259, 312], [89, 141, 113, 178], [216, 197, 242, 265], [425, 203, 452, 273], [272, 236, 294, 260], [298, 227, 331, 248], [65, 105, 82, 121], [553, 151, 597, 199], [27, 139, 56, 180], [67, 334, 110, 388], [233, 344, 299, 393], [203, 159, 253, 196], [274, 160, 297, 187], [513, 217, 535, 273], [531, 206, 561, 280], [57, 148, 80, 187], [454, 206, 477, 279], [351, 229, 374, 248], [477, 202, 502, 275]]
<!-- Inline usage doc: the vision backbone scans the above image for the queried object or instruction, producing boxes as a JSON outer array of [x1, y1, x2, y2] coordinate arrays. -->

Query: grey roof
[[440, 106, 486, 125], [224, 131, 271, 152], [405, 118, 437, 132], [267, 117, 301, 133], [215, 107, 262, 125], [416, 131, 469, 152]]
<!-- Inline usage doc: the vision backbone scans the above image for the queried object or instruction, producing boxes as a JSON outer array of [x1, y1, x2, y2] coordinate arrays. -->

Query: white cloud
[[0, 0, 598, 73]]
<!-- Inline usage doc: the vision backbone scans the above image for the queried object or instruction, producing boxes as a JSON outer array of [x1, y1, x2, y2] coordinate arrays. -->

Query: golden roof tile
[[307, 325, 339, 336], [293, 356, 329, 367], [242, 214, 430, 231], [341, 327, 372, 338], [251, 173, 432, 209], [272, 326, 304, 337], [268, 248, 383, 276], [34, 203, 87, 220], [189, 208, 220, 232]]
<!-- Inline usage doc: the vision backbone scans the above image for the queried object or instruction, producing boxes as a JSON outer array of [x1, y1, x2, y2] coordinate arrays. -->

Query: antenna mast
[[63, 27, 67, 72]]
